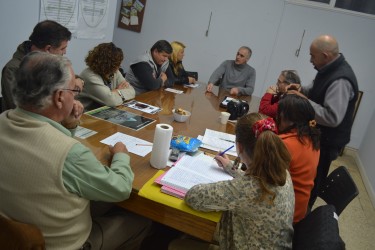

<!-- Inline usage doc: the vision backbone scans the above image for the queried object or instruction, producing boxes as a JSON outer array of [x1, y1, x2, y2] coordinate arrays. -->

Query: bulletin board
[[118, 0, 147, 33]]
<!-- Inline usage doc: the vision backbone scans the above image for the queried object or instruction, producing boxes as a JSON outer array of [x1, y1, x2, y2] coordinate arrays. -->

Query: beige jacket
[[79, 68, 135, 111]]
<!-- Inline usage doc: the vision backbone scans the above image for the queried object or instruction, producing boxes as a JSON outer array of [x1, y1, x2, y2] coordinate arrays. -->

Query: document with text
[[160, 153, 233, 193], [200, 129, 237, 156]]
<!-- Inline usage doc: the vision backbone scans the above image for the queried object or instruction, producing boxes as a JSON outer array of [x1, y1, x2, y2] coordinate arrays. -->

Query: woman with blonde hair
[[169, 41, 197, 85], [170, 113, 294, 249], [79, 42, 135, 110]]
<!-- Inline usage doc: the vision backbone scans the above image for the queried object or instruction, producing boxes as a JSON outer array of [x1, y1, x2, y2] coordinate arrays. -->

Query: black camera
[[226, 100, 249, 120]]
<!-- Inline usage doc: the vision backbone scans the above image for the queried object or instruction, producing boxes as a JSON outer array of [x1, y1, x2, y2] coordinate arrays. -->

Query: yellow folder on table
[[138, 170, 222, 222]]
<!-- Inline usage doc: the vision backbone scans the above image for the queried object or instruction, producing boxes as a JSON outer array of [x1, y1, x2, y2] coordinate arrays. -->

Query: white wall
[[358, 109, 375, 206], [113, 0, 286, 97], [0, 0, 118, 75]]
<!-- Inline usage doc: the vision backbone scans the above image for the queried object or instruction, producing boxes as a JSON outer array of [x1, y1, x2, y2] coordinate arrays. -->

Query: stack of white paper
[[199, 129, 237, 157]]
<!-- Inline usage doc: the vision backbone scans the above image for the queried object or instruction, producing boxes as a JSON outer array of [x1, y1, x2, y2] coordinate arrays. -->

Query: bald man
[[290, 35, 359, 209], [206, 46, 256, 96]]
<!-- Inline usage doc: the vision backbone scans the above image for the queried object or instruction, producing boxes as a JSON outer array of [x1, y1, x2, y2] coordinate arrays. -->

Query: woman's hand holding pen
[[214, 145, 235, 169], [214, 153, 231, 169]]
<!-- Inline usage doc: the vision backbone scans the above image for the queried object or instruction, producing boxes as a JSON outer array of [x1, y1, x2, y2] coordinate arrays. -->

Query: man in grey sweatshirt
[[206, 46, 256, 96]]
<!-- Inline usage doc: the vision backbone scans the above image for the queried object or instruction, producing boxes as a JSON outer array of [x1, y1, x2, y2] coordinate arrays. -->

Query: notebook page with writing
[[160, 154, 233, 192], [197, 135, 237, 157], [201, 129, 237, 155], [176, 154, 233, 182], [160, 167, 216, 192]]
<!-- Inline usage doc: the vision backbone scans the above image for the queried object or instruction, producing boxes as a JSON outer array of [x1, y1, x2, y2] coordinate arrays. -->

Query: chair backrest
[[119, 67, 126, 78], [293, 205, 345, 250], [0, 215, 45, 250], [318, 166, 359, 216], [339, 90, 363, 156], [353, 90, 363, 121], [186, 71, 198, 80]]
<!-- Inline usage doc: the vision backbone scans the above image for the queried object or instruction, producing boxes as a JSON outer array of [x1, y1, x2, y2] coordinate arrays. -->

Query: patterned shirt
[[185, 171, 294, 250]]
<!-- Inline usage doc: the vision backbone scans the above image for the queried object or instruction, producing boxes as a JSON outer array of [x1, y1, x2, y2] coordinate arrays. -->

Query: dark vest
[[309, 54, 358, 148]]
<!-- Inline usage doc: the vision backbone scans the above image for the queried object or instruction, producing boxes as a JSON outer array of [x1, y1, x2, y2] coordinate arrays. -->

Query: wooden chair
[[318, 166, 359, 216], [0, 215, 45, 250]]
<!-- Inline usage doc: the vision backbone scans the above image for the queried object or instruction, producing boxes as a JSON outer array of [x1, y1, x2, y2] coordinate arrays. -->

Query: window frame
[[287, 0, 375, 19]]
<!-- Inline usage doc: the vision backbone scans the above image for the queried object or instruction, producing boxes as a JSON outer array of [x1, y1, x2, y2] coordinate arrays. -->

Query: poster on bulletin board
[[118, 0, 147, 33]]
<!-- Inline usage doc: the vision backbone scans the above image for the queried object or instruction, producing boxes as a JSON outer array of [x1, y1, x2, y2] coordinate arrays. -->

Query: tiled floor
[[313, 150, 375, 250]]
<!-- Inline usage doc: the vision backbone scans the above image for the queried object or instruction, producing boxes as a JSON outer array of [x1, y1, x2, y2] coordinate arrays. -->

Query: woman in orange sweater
[[277, 94, 321, 223]]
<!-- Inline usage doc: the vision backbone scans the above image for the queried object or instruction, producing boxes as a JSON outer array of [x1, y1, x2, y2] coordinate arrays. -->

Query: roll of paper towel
[[150, 124, 173, 169]]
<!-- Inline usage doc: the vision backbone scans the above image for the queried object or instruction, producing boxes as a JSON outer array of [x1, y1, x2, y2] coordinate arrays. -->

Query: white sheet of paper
[[198, 135, 237, 157], [200, 129, 237, 156], [121, 16, 130, 25], [75, 126, 97, 139], [130, 15, 139, 25], [100, 132, 152, 157], [164, 88, 184, 94], [183, 83, 200, 88]]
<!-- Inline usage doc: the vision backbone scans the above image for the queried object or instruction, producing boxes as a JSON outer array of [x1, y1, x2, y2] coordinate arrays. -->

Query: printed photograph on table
[[123, 100, 161, 114], [118, 0, 146, 33], [86, 106, 155, 131]]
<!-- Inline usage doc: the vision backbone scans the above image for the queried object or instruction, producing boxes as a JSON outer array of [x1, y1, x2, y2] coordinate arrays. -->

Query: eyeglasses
[[277, 81, 289, 85], [62, 88, 81, 97]]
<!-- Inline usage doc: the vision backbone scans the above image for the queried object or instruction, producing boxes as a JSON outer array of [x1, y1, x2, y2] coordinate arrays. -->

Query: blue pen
[[219, 145, 234, 156]]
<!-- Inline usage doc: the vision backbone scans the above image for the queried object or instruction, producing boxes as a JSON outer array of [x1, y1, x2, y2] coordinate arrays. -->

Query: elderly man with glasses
[[0, 52, 151, 250]]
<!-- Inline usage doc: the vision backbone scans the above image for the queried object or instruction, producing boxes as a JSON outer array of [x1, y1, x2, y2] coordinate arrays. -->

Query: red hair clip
[[252, 117, 278, 138]]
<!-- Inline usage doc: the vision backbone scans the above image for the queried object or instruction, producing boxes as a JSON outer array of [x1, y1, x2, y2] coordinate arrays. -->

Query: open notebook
[[157, 153, 233, 198]]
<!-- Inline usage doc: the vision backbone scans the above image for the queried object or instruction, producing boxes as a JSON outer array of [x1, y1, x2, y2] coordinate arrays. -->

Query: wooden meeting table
[[78, 83, 260, 242]]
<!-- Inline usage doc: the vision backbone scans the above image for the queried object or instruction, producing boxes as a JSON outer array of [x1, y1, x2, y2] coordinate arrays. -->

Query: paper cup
[[220, 112, 230, 124]]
